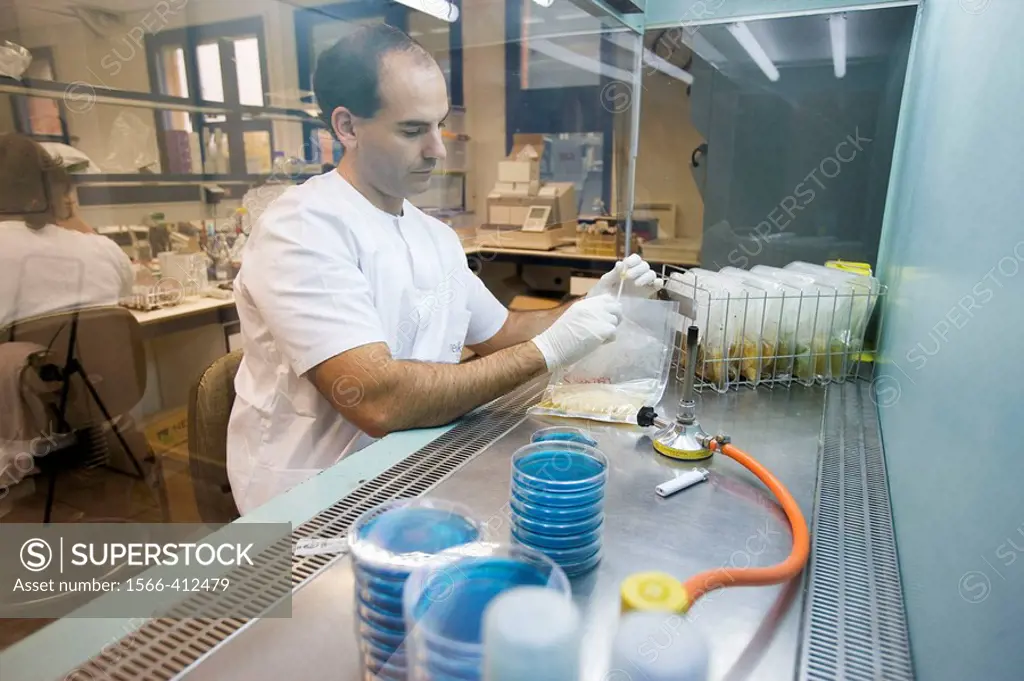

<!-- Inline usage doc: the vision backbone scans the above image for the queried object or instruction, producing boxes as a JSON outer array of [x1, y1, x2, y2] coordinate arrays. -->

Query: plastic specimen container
[[403, 542, 570, 681]]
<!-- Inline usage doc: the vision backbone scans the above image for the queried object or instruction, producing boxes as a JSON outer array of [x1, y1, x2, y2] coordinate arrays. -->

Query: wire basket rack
[[659, 265, 887, 394]]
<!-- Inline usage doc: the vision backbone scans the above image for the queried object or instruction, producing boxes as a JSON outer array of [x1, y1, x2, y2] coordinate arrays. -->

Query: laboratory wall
[[875, 1, 1024, 680], [615, 64, 706, 242]]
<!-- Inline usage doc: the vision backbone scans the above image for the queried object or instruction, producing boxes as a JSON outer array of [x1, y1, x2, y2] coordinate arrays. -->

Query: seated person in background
[[0, 133, 135, 493], [0, 132, 133, 329]]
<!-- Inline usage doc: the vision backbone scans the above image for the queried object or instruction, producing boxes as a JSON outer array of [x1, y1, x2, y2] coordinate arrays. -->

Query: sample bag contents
[[530, 297, 679, 424]]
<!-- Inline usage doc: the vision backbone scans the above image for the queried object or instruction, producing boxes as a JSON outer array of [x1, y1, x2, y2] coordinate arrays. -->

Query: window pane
[[24, 51, 62, 136], [407, 15, 451, 92], [196, 42, 224, 102], [521, 0, 604, 90], [234, 37, 264, 107], [160, 46, 192, 132]]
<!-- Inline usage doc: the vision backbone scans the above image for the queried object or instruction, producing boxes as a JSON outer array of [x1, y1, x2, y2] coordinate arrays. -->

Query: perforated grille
[[62, 379, 543, 681], [798, 381, 915, 681]]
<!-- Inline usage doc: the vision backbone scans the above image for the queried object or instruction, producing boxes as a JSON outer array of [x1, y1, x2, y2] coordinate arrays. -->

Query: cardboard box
[[475, 221, 575, 250], [498, 160, 538, 184], [510, 295, 563, 311], [513, 181, 540, 196], [510, 133, 545, 163], [144, 407, 188, 455]]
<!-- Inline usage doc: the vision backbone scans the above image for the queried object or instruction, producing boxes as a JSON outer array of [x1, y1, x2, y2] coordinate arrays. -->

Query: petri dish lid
[[403, 542, 571, 654], [511, 442, 608, 493], [348, 499, 483, 572], [531, 426, 598, 447]]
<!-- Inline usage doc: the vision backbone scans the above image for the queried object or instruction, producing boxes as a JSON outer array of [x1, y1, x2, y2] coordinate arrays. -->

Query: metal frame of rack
[[659, 264, 888, 394]]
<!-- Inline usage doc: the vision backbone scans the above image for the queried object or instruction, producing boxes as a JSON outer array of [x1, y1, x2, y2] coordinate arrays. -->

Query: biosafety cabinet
[[1, 2, 1021, 681]]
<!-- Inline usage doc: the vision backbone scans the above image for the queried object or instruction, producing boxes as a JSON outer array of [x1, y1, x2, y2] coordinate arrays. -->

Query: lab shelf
[[0, 76, 318, 122]]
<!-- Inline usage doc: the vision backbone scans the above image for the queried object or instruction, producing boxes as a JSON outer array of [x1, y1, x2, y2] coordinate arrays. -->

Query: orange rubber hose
[[680, 441, 810, 608]]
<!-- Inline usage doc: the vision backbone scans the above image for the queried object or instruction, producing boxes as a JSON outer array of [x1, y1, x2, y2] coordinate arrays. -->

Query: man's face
[[350, 51, 449, 201]]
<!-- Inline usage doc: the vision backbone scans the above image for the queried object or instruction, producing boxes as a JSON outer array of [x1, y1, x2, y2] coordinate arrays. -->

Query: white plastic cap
[[482, 586, 582, 681], [607, 612, 710, 681]]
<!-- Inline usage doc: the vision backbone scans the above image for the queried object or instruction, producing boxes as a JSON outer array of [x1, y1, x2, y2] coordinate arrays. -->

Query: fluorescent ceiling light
[[532, 0, 555, 7], [829, 13, 847, 78], [528, 39, 633, 82], [397, 0, 459, 23], [726, 22, 779, 82], [687, 30, 727, 64], [644, 47, 694, 85]]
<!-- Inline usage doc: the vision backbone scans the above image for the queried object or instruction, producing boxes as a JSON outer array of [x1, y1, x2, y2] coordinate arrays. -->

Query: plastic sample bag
[[720, 267, 800, 380], [751, 266, 848, 383], [530, 297, 679, 424], [665, 269, 743, 391], [783, 261, 881, 376]]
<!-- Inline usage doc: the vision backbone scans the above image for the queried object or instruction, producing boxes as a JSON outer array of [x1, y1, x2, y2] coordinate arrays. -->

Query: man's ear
[[331, 107, 358, 150]]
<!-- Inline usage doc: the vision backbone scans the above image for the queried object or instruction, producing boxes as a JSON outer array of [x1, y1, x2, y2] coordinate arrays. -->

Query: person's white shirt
[[0, 220, 133, 329], [226, 171, 508, 514]]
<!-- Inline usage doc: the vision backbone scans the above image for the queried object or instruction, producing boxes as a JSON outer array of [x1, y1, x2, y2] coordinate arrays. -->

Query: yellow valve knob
[[621, 572, 689, 614]]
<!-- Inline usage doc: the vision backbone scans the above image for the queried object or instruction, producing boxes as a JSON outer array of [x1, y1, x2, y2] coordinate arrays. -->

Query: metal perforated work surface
[[797, 381, 915, 681], [61, 379, 544, 681]]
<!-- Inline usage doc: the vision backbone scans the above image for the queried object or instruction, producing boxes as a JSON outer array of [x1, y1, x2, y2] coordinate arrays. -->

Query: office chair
[[1, 305, 168, 523], [187, 349, 242, 523]]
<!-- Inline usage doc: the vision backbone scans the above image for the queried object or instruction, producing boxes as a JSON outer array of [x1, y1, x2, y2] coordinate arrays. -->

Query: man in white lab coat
[[226, 24, 660, 514]]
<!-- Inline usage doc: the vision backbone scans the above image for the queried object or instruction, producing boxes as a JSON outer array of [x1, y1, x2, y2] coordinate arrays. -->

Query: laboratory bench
[[127, 295, 240, 421], [0, 376, 914, 681]]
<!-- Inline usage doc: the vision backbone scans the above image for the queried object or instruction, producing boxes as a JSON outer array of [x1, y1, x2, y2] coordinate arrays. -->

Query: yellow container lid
[[825, 259, 873, 276], [621, 572, 689, 613]]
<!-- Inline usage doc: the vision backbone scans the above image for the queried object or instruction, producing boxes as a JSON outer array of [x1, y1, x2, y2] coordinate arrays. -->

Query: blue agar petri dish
[[403, 543, 570, 680], [363, 656, 407, 681], [511, 510, 605, 537], [511, 482, 606, 509], [510, 531, 602, 565], [349, 499, 484, 676], [509, 494, 604, 524], [358, 617, 406, 650], [531, 426, 598, 447], [361, 639, 406, 668], [509, 521, 604, 550], [355, 581, 406, 612], [361, 636, 408, 664], [349, 501, 483, 570], [511, 442, 608, 494], [560, 547, 604, 578], [355, 564, 409, 593]]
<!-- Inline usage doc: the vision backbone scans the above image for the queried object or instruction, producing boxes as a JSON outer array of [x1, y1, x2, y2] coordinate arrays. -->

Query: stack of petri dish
[[348, 499, 483, 681], [508, 438, 609, 578], [403, 542, 570, 681]]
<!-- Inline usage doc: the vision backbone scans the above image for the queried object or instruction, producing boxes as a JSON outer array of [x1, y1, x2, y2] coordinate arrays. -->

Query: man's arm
[[467, 301, 574, 357], [309, 295, 623, 438], [465, 255, 663, 357], [311, 340, 547, 438]]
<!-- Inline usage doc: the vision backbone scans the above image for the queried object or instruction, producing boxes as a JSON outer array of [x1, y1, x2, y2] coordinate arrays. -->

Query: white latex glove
[[586, 253, 663, 299], [531, 295, 623, 370]]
